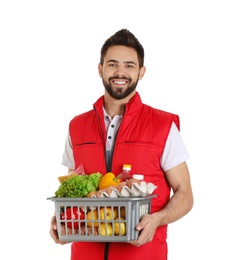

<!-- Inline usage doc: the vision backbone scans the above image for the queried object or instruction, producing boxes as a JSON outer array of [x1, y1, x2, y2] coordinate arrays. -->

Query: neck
[[104, 91, 136, 118]]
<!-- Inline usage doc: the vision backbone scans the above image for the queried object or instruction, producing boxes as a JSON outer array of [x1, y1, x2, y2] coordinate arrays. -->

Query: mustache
[[109, 76, 131, 81]]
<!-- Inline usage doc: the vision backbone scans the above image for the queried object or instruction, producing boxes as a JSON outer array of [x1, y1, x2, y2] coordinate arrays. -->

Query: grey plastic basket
[[47, 194, 156, 242]]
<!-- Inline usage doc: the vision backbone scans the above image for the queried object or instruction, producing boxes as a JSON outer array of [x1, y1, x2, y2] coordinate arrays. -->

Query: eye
[[108, 63, 117, 67], [126, 64, 134, 69]]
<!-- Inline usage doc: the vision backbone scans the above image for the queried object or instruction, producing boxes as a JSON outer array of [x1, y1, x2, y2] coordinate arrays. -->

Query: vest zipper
[[104, 242, 109, 260]]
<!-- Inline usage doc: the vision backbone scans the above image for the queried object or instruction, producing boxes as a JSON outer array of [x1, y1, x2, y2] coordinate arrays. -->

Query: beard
[[102, 76, 139, 100]]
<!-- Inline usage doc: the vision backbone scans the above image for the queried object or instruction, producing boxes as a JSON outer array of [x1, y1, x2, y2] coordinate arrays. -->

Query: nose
[[114, 67, 127, 77]]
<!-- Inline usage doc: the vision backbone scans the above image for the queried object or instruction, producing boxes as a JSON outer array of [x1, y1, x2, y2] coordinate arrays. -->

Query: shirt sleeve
[[61, 131, 75, 170], [161, 122, 190, 172]]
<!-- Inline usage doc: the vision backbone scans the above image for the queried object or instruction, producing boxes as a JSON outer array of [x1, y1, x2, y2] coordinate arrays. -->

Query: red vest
[[69, 92, 180, 260]]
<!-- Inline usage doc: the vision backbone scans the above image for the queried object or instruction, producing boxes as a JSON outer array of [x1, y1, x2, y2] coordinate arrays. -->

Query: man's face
[[99, 45, 145, 100]]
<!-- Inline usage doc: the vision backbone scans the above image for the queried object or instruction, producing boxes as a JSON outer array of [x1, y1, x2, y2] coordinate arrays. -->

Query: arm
[[130, 161, 193, 246]]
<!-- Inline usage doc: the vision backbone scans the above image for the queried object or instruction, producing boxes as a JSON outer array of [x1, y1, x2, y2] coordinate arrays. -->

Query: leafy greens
[[55, 172, 102, 198]]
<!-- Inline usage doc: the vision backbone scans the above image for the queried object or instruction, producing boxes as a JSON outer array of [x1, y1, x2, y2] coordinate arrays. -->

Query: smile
[[113, 80, 128, 85]]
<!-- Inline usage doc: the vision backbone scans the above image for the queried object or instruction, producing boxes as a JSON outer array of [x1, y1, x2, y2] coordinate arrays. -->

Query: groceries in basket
[[55, 164, 157, 198], [47, 195, 157, 242], [59, 205, 127, 237], [49, 164, 158, 242]]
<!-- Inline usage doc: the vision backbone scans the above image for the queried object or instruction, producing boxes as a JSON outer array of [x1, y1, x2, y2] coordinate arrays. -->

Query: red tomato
[[61, 206, 85, 229]]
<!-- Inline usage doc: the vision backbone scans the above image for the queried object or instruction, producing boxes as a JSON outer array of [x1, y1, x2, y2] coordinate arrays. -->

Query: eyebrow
[[106, 59, 137, 65]]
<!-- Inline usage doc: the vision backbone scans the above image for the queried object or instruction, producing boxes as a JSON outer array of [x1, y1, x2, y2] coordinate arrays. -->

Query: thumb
[[136, 214, 149, 231]]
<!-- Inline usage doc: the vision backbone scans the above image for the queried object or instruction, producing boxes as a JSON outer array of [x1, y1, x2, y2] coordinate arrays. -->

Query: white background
[[0, 1, 242, 259]]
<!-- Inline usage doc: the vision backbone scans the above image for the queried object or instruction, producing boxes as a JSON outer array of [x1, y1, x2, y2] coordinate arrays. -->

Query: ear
[[138, 66, 146, 80], [98, 63, 103, 78]]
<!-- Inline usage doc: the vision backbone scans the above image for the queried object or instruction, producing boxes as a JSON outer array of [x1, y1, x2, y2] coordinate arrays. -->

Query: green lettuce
[[55, 172, 102, 198]]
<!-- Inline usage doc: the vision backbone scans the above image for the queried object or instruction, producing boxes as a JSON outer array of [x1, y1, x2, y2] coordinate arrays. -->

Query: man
[[50, 29, 193, 260]]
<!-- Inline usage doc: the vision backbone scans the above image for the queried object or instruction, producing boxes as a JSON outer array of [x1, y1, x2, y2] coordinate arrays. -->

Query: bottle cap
[[123, 164, 131, 170], [132, 174, 144, 180]]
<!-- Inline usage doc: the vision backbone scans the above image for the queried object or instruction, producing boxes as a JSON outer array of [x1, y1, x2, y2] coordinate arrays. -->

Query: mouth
[[112, 79, 128, 85], [110, 77, 130, 86]]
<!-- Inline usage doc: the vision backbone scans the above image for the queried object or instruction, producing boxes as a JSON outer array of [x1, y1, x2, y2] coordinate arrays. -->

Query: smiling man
[[99, 45, 145, 101], [49, 29, 193, 260]]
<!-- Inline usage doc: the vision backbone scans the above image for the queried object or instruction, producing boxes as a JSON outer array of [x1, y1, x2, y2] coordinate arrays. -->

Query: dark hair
[[100, 29, 144, 68]]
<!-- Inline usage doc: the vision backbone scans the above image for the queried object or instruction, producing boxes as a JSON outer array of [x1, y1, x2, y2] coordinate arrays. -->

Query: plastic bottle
[[117, 164, 132, 181], [132, 174, 144, 180]]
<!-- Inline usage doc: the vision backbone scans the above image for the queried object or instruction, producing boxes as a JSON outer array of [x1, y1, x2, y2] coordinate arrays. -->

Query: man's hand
[[129, 213, 158, 247], [130, 162, 193, 247], [49, 215, 69, 245]]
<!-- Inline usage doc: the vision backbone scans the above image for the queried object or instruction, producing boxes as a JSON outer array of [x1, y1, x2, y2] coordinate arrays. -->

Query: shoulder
[[70, 110, 93, 122], [142, 104, 180, 130]]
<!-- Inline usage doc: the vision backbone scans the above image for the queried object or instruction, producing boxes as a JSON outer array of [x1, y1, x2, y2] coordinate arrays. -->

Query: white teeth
[[114, 81, 126, 84]]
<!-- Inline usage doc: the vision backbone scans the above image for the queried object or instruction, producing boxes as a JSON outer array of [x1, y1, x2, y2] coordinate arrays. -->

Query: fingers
[[49, 218, 59, 243], [49, 215, 66, 245], [129, 214, 155, 247], [129, 239, 141, 247]]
